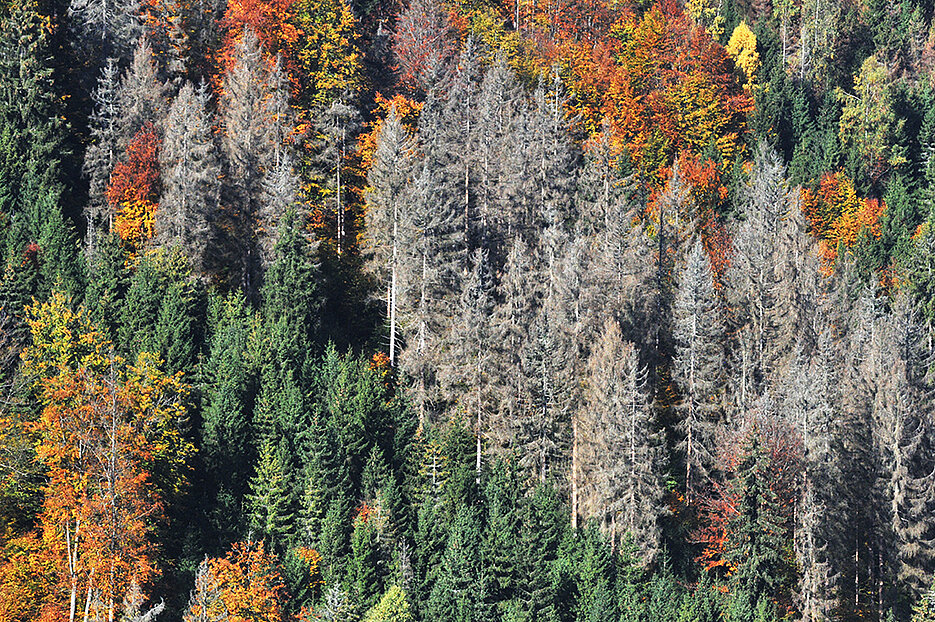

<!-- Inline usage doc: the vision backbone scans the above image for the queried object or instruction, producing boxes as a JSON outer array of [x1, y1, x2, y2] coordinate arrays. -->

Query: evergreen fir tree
[[673, 240, 726, 504], [724, 432, 791, 618], [246, 441, 296, 551], [200, 291, 257, 543]]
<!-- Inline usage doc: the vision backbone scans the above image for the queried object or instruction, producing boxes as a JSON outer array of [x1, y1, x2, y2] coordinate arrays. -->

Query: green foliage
[[119, 247, 201, 375], [724, 433, 792, 619], [350, 510, 386, 611], [200, 291, 258, 544], [247, 441, 297, 550], [913, 587, 935, 622], [363, 585, 413, 622]]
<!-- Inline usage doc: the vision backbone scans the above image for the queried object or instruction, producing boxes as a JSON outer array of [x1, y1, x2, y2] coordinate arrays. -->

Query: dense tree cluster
[[2, 0, 935, 620]]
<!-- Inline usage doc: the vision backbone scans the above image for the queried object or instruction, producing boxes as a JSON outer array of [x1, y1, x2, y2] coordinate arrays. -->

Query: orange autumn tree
[[801, 172, 886, 264], [183, 541, 286, 622], [106, 125, 161, 254], [1, 294, 194, 622], [555, 0, 750, 180], [218, 0, 362, 108]]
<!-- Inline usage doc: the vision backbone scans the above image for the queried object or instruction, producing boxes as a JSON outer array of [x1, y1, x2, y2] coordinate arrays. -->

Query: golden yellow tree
[[726, 21, 759, 92]]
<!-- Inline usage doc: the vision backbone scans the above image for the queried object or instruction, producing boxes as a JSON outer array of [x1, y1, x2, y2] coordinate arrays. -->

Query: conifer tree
[[489, 236, 539, 452], [399, 88, 465, 427], [727, 143, 790, 406], [0, 0, 82, 296], [426, 505, 482, 622], [872, 295, 935, 598], [116, 39, 170, 152], [365, 107, 415, 365], [158, 81, 220, 272], [247, 441, 296, 551], [473, 54, 523, 258], [200, 292, 257, 541], [84, 59, 122, 251], [785, 332, 842, 622], [312, 97, 361, 257], [724, 432, 792, 618], [581, 319, 662, 561], [673, 240, 726, 503], [68, 0, 142, 65], [219, 31, 293, 294], [517, 305, 572, 484], [438, 249, 495, 475], [350, 509, 387, 611], [260, 208, 321, 380]]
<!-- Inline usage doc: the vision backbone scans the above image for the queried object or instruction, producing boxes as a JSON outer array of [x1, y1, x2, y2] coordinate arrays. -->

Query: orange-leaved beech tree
[[106, 124, 162, 254], [218, 0, 362, 108], [1, 293, 193, 622], [801, 172, 886, 264], [183, 541, 286, 622], [556, 0, 751, 181]]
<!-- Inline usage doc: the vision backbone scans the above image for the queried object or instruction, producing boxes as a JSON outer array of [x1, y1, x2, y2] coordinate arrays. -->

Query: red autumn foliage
[[693, 413, 803, 576], [107, 125, 161, 253]]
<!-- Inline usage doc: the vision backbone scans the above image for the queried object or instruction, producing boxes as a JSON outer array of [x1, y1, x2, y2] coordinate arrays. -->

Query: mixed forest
[[3, 0, 935, 619]]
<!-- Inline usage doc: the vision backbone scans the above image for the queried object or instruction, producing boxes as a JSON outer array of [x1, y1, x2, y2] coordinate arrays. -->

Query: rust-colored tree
[[1, 295, 193, 622], [182, 541, 286, 622], [106, 125, 162, 254]]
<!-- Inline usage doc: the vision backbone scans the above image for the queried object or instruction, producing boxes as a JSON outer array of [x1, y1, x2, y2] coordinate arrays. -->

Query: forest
[[2, 0, 935, 619]]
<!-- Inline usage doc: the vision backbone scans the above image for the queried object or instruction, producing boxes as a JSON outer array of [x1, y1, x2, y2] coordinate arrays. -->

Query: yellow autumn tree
[[294, 0, 363, 110], [686, 0, 724, 40], [838, 55, 905, 182], [3, 295, 196, 622], [726, 21, 759, 91]]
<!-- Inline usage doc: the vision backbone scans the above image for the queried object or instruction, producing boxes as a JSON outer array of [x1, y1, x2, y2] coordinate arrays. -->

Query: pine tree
[[727, 143, 790, 407], [259, 151, 301, 268], [116, 39, 170, 153], [489, 236, 539, 453], [581, 319, 662, 562], [673, 240, 726, 504], [219, 30, 293, 294], [518, 305, 572, 484], [441, 39, 481, 250], [0, 0, 82, 297], [576, 119, 637, 238], [426, 505, 482, 622], [246, 441, 296, 551], [472, 53, 523, 259], [872, 295, 935, 599], [350, 508, 387, 611], [437, 249, 495, 475], [152, 278, 200, 375], [68, 0, 142, 65], [399, 88, 465, 427], [84, 59, 122, 252], [518, 484, 562, 622], [158, 81, 220, 272], [481, 462, 521, 606], [311, 97, 361, 257], [260, 207, 321, 380], [724, 432, 792, 619], [783, 332, 842, 622], [364, 106, 416, 366], [200, 291, 257, 542]]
